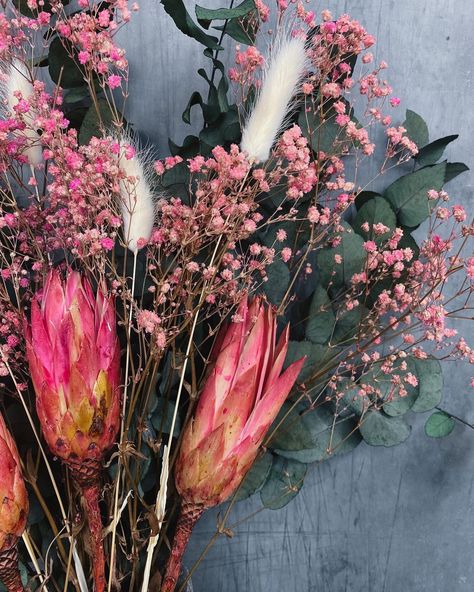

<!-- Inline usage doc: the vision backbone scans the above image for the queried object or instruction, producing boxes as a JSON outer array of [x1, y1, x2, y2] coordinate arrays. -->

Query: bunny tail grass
[[119, 137, 156, 254], [240, 35, 308, 162], [161, 503, 203, 592]]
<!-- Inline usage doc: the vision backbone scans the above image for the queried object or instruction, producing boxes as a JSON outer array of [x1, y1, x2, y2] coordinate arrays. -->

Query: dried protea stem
[[0, 543, 25, 592], [161, 503, 204, 592], [68, 457, 106, 592]]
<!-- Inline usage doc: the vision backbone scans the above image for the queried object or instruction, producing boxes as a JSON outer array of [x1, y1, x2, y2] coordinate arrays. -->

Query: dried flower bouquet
[[0, 0, 471, 591]]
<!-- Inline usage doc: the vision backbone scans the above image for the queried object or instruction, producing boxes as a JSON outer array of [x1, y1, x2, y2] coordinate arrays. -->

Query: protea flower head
[[25, 268, 120, 477], [162, 296, 304, 592], [0, 413, 28, 592], [25, 268, 121, 592]]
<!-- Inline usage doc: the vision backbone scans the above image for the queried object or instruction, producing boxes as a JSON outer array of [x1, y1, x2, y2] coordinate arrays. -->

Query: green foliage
[[425, 411, 455, 438], [353, 196, 397, 244], [384, 162, 447, 227], [415, 135, 458, 167], [195, 0, 255, 26], [263, 259, 290, 305], [410, 358, 443, 413], [445, 162, 470, 183], [317, 223, 366, 289], [78, 99, 117, 145], [306, 285, 335, 344], [260, 455, 307, 510], [269, 402, 361, 463], [359, 411, 411, 447], [150, 397, 181, 438], [332, 305, 369, 345], [49, 37, 84, 89], [284, 341, 335, 383], [160, 0, 220, 49], [234, 452, 273, 501], [403, 109, 429, 148], [298, 104, 351, 155], [214, 18, 257, 44]]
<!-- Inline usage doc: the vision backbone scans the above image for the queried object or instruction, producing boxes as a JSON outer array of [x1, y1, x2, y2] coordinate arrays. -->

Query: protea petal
[[240, 356, 305, 445]]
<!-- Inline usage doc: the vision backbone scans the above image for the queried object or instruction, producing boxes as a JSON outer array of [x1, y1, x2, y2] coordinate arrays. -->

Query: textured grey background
[[119, 1, 474, 590]]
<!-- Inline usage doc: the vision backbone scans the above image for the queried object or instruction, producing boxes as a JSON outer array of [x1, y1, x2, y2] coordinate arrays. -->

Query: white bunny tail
[[119, 137, 155, 254], [240, 35, 308, 163]]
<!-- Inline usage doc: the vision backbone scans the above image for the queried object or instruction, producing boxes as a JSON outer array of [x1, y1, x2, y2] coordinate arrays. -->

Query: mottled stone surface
[[120, 1, 474, 590]]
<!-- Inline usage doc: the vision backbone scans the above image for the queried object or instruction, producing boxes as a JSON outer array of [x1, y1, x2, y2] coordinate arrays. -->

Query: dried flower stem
[[161, 504, 203, 592], [83, 484, 106, 592], [108, 250, 138, 592]]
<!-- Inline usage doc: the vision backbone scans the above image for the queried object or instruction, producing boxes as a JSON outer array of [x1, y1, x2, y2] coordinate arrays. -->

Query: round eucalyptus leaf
[[411, 357, 444, 413], [234, 452, 273, 502], [260, 455, 307, 510], [359, 410, 411, 447], [306, 284, 335, 345], [332, 304, 369, 345], [317, 223, 366, 289], [284, 341, 336, 383], [382, 357, 420, 417], [267, 401, 314, 451], [263, 259, 290, 305], [425, 411, 455, 438]]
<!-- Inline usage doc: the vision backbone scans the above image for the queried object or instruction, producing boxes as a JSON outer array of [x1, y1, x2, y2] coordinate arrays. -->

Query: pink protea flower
[[162, 296, 304, 592], [0, 413, 28, 592], [25, 269, 121, 592]]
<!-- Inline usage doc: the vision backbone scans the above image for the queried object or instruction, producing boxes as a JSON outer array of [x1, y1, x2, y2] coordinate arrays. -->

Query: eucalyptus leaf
[[332, 304, 369, 345], [160, 0, 220, 49], [234, 452, 273, 501], [355, 190, 383, 211], [49, 37, 84, 88], [317, 223, 366, 289], [78, 98, 117, 145], [260, 456, 307, 510], [338, 379, 369, 415], [267, 402, 315, 451], [411, 357, 443, 413], [150, 397, 181, 438], [403, 109, 429, 148], [274, 403, 362, 463], [263, 259, 290, 305], [384, 162, 447, 227], [284, 341, 336, 383], [352, 196, 397, 244], [415, 135, 458, 167], [196, 0, 255, 24], [425, 411, 455, 438], [444, 162, 469, 183], [359, 410, 411, 447], [306, 284, 335, 345], [215, 17, 257, 45], [298, 106, 350, 155]]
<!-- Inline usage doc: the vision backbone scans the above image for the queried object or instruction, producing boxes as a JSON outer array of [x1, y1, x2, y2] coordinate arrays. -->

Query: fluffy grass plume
[[240, 35, 308, 162], [119, 138, 155, 254]]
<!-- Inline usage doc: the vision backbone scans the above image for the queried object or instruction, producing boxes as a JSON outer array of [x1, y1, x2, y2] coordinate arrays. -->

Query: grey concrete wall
[[120, 2, 474, 590]]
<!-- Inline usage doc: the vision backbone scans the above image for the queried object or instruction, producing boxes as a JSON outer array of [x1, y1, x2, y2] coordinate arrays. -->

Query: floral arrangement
[[0, 0, 471, 590]]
